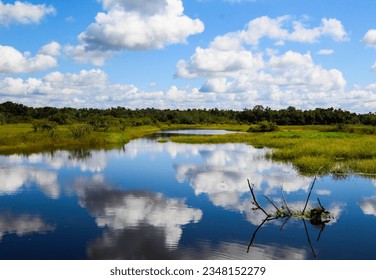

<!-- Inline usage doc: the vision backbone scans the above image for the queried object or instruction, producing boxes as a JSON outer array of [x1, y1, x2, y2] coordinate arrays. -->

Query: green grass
[[0, 123, 160, 155], [170, 125, 376, 176]]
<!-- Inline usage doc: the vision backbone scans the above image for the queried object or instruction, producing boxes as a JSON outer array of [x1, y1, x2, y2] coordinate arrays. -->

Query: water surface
[[1, 130, 376, 259]]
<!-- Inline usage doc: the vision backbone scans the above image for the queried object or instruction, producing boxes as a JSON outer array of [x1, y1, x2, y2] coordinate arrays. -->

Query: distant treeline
[[0, 101, 375, 126]]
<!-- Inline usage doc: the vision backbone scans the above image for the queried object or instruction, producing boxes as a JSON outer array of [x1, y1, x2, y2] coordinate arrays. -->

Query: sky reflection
[[1, 136, 376, 259]]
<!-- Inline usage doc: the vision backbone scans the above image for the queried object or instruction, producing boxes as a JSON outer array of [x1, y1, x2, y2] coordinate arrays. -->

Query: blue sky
[[0, 0, 375, 112]]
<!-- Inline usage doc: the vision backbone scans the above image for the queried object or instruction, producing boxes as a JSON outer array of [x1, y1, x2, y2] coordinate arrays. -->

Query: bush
[[69, 124, 93, 139], [32, 120, 58, 133], [248, 121, 278, 132]]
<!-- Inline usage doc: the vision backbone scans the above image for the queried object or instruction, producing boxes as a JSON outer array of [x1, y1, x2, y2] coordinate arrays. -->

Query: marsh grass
[[0, 123, 160, 155], [171, 125, 376, 176], [1, 123, 375, 176]]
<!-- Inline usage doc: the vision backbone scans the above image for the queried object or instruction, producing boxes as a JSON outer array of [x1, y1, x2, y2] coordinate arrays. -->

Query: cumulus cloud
[[0, 42, 59, 74], [241, 16, 348, 46], [39, 41, 61, 57], [363, 29, 376, 47], [178, 47, 346, 108], [0, 69, 166, 108], [1, 65, 375, 112], [0, 0, 55, 25], [64, 45, 115, 67], [175, 15, 352, 110], [67, 0, 204, 65]]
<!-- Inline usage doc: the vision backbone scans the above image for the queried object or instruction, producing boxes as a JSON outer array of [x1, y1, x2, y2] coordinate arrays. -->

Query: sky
[[0, 0, 376, 112]]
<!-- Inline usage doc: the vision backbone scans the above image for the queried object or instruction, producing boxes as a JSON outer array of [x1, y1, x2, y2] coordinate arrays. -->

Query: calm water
[[1, 131, 376, 260]]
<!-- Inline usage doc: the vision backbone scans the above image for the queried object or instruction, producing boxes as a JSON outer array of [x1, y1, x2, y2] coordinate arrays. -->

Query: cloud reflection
[[76, 178, 202, 249], [360, 197, 376, 216], [0, 166, 59, 198], [87, 228, 308, 260], [1, 149, 113, 173], [0, 212, 55, 241], [87, 226, 309, 260]]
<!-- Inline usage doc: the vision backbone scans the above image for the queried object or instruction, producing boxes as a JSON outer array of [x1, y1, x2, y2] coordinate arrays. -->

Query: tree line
[[0, 101, 375, 127]]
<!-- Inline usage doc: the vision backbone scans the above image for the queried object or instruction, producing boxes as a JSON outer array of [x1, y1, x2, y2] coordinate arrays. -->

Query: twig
[[263, 195, 282, 214], [247, 216, 269, 253], [317, 197, 325, 210], [280, 216, 291, 231], [317, 224, 325, 242], [281, 187, 292, 214], [302, 218, 317, 258], [302, 167, 323, 213], [247, 179, 269, 217]]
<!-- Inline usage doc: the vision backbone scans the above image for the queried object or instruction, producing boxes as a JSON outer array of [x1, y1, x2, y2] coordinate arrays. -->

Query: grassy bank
[[170, 125, 376, 176], [0, 123, 161, 155], [1, 123, 375, 177]]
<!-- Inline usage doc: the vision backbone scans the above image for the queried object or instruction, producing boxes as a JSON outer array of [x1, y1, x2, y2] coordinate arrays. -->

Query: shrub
[[32, 120, 58, 133], [248, 121, 278, 132], [69, 124, 93, 139]]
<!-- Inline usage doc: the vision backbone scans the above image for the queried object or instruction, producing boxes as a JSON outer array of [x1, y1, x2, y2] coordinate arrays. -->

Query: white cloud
[[0, 43, 59, 74], [68, 0, 204, 65], [240, 16, 348, 46], [175, 15, 352, 110], [0, 69, 167, 108], [0, 0, 55, 25], [372, 62, 376, 72], [363, 29, 376, 47], [64, 45, 115, 66], [39, 41, 61, 56], [178, 45, 346, 108], [317, 49, 334, 55]]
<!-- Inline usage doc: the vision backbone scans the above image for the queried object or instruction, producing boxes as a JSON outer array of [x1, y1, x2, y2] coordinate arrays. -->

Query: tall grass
[[0, 123, 160, 155]]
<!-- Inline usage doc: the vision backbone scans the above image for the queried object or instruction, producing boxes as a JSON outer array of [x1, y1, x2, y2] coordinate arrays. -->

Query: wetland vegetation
[[0, 101, 375, 176]]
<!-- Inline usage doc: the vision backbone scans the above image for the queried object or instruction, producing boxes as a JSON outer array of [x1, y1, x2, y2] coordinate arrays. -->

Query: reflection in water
[[0, 149, 112, 173], [126, 140, 313, 214], [75, 177, 202, 249], [0, 167, 59, 199], [87, 229, 308, 260], [1, 135, 376, 259], [0, 212, 55, 240], [360, 197, 376, 216]]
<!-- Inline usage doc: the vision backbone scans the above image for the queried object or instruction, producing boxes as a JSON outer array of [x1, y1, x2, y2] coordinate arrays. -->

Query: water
[[0, 130, 376, 259]]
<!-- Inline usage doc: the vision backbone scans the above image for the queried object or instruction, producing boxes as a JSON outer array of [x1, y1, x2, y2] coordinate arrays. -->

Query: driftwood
[[247, 169, 334, 258]]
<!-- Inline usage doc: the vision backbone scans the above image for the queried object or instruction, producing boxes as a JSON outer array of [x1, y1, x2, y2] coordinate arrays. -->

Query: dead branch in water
[[246, 167, 333, 258], [281, 187, 292, 215], [263, 195, 282, 214], [302, 167, 323, 213], [247, 179, 269, 217]]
